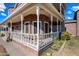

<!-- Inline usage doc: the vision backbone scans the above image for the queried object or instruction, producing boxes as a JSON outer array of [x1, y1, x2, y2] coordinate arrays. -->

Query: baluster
[[29, 35, 31, 43], [27, 34, 28, 43], [23, 34, 27, 43], [31, 35, 33, 44], [25, 34, 27, 42], [35, 35, 37, 45], [30, 35, 32, 44]]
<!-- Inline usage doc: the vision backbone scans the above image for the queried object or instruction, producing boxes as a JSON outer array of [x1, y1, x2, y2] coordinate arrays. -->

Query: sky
[[64, 3, 79, 20], [0, 3, 14, 22], [0, 3, 79, 22]]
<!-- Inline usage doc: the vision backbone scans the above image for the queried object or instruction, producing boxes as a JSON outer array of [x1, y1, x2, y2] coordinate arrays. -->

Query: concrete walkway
[[0, 37, 32, 56]]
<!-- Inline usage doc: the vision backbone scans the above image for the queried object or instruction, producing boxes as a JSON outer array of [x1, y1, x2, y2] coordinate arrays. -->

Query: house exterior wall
[[9, 14, 51, 34], [9, 14, 63, 34], [53, 3, 66, 15]]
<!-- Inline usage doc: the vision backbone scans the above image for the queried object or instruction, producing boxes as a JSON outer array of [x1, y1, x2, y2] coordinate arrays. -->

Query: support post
[[60, 21, 61, 32], [51, 15, 53, 33], [10, 20, 12, 40], [21, 14, 24, 41], [60, 3, 62, 14], [51, 15, 53, 40], [36, 6, 40, 52], [57, 18, 59, 37], [10, 20, 12, 32]]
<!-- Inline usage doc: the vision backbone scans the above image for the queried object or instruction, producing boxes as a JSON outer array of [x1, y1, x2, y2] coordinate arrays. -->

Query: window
[[53, 17, 57, 32], [44, 22, 49, 33], [33, 22, 37, 34], [33, 21, 41, 34], [24, 22, 30, 33]]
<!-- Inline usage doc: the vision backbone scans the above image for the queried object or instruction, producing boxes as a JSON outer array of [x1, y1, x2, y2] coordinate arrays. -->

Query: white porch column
[[51, 15, 53, 40], [21, 14, 23, 33], [36, 5, 40, 51], [60, 3, 62, 14], [10, 20, 12, 32], [60, 21, 61, 32], [57, 18, 59, 37], [21, 14, 24, 41], [9, 20, 12, 39], [51, 15, 53, 33]]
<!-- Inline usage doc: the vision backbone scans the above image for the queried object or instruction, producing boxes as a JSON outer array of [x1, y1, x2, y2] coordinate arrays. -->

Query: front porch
[[1, 4, 64, 55]]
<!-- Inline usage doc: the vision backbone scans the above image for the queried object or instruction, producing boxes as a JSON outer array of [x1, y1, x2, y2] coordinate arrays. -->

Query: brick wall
[[65, 22, 77, 36], [77, 11, 79, 36]]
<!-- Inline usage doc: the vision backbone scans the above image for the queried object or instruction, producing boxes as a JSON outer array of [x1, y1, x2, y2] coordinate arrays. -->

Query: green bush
[[60, 31, 70, 40], [0, 33, 5, 37]]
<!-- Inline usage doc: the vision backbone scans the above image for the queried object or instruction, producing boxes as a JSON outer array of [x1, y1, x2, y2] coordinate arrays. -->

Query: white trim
[[57, 18, 58, 33], [32, 21, 42, 34], [44, 21, 49, 33], [51, 15, 53, 33], [10, 20, 12, 32], [21, 14, 24, 33], [60, 3, 62, 14], [60, 21, 61, 32], [24, 21, 30, 33]]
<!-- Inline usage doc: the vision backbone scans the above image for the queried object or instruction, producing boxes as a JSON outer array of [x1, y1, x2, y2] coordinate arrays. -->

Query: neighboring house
[[65, 10, 79, 36], [0, 3, 65, 55]]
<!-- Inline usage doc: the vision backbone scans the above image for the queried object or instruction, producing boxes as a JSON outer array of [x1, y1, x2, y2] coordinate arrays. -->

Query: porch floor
[[0, 38, 33, 56]]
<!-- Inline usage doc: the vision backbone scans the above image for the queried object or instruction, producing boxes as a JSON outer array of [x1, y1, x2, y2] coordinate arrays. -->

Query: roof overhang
[[0, 3, 31, 25], [0, 3, 64, 25]]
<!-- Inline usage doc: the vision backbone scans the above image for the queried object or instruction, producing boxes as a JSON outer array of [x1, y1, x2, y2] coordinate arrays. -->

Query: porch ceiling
[[6, 7, 50, 24], [0, 3, 64, 25]]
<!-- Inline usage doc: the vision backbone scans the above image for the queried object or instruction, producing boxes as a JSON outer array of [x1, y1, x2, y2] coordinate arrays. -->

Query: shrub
[[60, 31, 70, 40], [0, 33, 5, 37]]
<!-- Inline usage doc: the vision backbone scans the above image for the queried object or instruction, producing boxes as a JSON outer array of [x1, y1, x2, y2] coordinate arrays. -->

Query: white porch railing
[[11, 32, 38, 50], [10, 32, 53, 51], [39, 33, 53, 50], [22, 33, 37, 50], [1, 31, 59, 51]]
